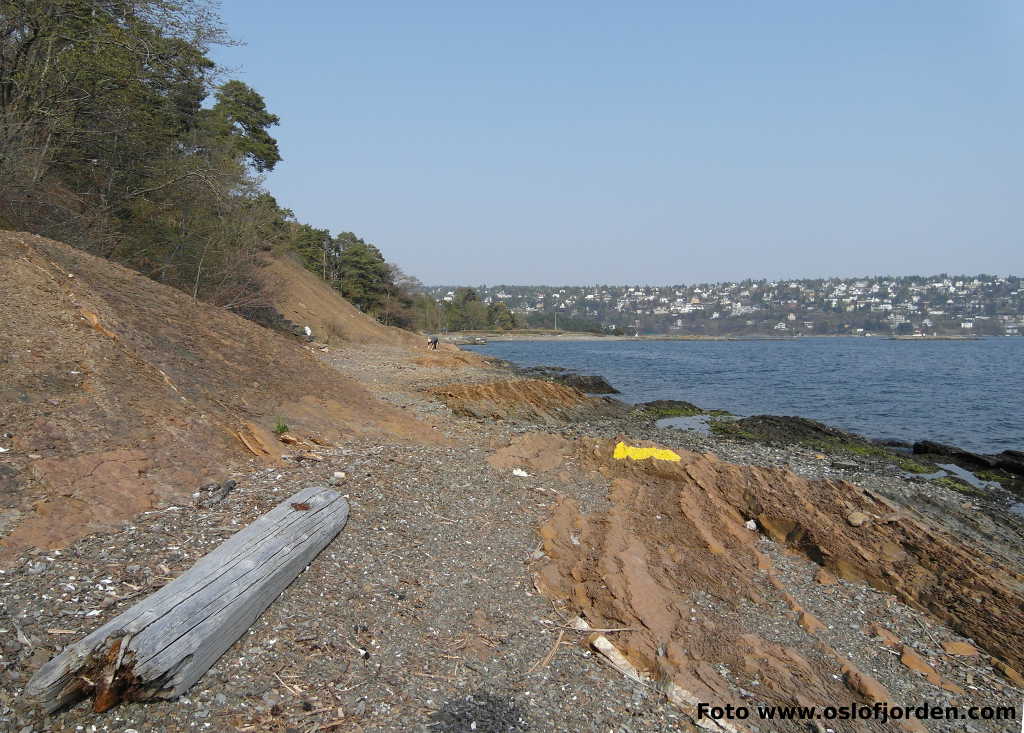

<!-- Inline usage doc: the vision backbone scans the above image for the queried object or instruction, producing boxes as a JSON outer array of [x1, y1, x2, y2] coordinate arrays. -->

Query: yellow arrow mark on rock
[[612, 441, 681, 462]]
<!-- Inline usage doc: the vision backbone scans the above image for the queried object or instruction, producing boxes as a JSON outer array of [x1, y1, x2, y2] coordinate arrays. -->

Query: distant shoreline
[[446, 330, 988, 343]]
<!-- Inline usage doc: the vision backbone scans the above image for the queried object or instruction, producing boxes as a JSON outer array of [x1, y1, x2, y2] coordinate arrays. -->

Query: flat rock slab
[[24, 486, 349, 713]]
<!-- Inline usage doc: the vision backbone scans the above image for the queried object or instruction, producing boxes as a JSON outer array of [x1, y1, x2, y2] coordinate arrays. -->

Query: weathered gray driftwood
[[25, 487, 349, 713]]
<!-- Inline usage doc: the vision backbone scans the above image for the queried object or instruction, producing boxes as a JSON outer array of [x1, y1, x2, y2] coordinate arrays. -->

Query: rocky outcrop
[[514, 365, 567, 376], [529, 434, 1024, 705], [555, 373, 619, 394], [640, 399, 703, 416], [873, 438, 914, 451], [907, 442, 1024, 487], [728, 414, 865, 446], [912, 440, 997, 470], [639, 399, 732, 417], [430, 379, 630, 424], [716, 416, 1022, 486], [514, 366, 619, 394], [993, 450, 1024, 478], [699, 413, 1023, 491]]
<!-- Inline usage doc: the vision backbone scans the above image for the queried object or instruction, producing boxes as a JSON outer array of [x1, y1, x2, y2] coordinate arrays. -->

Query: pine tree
[[204, 80, 282, 173], [337, 233, 392, 313]]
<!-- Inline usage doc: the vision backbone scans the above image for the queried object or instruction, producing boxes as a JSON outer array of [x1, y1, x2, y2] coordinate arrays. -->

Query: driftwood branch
[[24, 487, 349, 713]]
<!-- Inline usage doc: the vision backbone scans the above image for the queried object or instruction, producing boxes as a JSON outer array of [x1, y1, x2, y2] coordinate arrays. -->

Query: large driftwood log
[[25, 487, 349, 713]]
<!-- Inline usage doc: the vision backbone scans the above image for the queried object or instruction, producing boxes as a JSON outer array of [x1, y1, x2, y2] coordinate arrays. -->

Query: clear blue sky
[[213, 1, 1022, 285]]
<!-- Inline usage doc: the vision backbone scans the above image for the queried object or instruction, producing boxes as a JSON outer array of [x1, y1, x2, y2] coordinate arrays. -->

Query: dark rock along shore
[[509, 364, 620, 394]]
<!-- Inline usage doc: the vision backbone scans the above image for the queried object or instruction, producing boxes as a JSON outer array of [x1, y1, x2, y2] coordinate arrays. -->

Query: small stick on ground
[[559, 625, 639, 633], [274, 671, 303, 696], [528, 629, 566, 674], [915, 614, 941, 649]]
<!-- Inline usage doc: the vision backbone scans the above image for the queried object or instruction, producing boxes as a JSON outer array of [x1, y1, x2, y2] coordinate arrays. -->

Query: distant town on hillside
[[424, 275, 1024, 336]]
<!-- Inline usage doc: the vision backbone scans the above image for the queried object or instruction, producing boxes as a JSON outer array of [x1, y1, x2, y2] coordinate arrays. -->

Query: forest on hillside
[[0, 0, 420, 329]]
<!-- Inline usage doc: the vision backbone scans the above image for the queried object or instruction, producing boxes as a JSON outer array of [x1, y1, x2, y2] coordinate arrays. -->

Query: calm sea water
[[465, 337, 1024, 454]]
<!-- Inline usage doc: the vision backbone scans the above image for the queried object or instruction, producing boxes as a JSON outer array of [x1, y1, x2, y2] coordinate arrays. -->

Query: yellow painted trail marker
[[613, 441, 681, 462]]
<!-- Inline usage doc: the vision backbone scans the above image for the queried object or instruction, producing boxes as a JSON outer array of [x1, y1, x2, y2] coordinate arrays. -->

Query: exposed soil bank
[[0, 233, 436, 557]]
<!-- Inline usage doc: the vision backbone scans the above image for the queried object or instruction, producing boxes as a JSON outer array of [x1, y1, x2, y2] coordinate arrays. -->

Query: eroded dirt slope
[[260, 253, 425, 347], [0, 232, 438, 555]]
